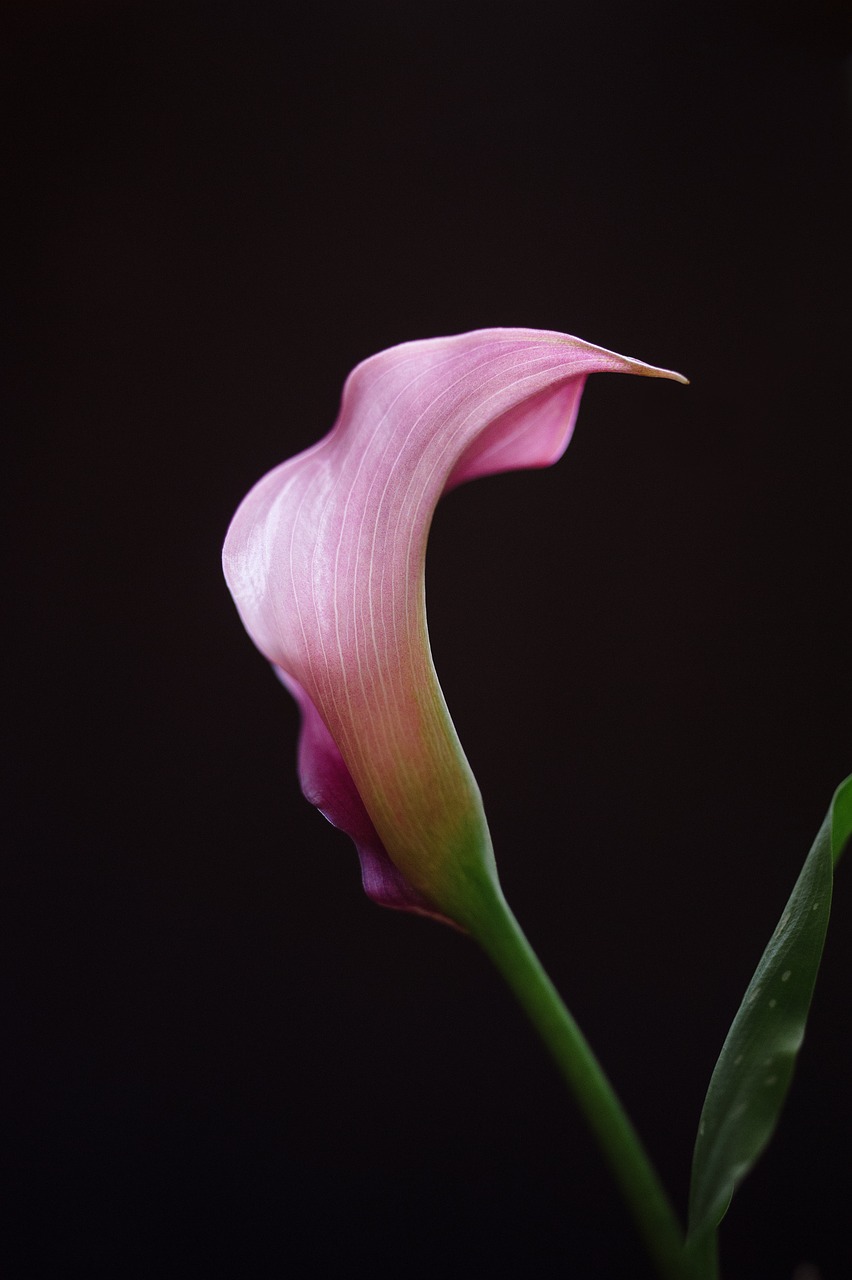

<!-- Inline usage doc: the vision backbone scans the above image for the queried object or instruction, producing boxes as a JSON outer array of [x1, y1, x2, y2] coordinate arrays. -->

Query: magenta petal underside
[[277, 668, 455, 924], [223, 328, 685, 926]]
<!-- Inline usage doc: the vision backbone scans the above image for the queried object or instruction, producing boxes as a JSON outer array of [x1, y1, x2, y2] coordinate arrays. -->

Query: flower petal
[[277, 667, 456, 925], [224, 328, 685, 928]]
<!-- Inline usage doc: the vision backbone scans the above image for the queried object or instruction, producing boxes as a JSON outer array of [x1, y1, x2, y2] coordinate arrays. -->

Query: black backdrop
[[5, 2, 852, 1276]]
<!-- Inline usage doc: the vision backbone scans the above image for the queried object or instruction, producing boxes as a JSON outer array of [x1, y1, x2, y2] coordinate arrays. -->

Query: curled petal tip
[[621, 355, 689, 384]]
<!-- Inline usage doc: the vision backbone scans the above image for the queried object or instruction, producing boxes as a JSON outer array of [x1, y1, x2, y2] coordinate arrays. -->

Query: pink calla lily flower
[[223, 328, 685, 932]]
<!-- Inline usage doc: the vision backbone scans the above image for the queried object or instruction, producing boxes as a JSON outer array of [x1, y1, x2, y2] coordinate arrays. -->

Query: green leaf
[[687, 774, 852, 1250]]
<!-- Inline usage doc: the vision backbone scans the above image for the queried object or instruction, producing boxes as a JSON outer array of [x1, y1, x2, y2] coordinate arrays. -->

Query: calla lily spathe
[[223, 328, 685, 931]]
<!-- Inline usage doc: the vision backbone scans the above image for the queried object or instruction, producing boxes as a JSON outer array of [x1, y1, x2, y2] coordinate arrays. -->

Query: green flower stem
[[686, 1230, 720, 1279], [470, 885, 710, 1280]]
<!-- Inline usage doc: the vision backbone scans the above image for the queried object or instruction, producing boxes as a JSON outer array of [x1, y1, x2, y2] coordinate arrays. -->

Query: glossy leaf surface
[[688, 774, 852, 1247]]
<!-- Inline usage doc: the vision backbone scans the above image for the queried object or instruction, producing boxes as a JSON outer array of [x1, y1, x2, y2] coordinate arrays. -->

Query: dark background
[[4, 2, 852, 1276]]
